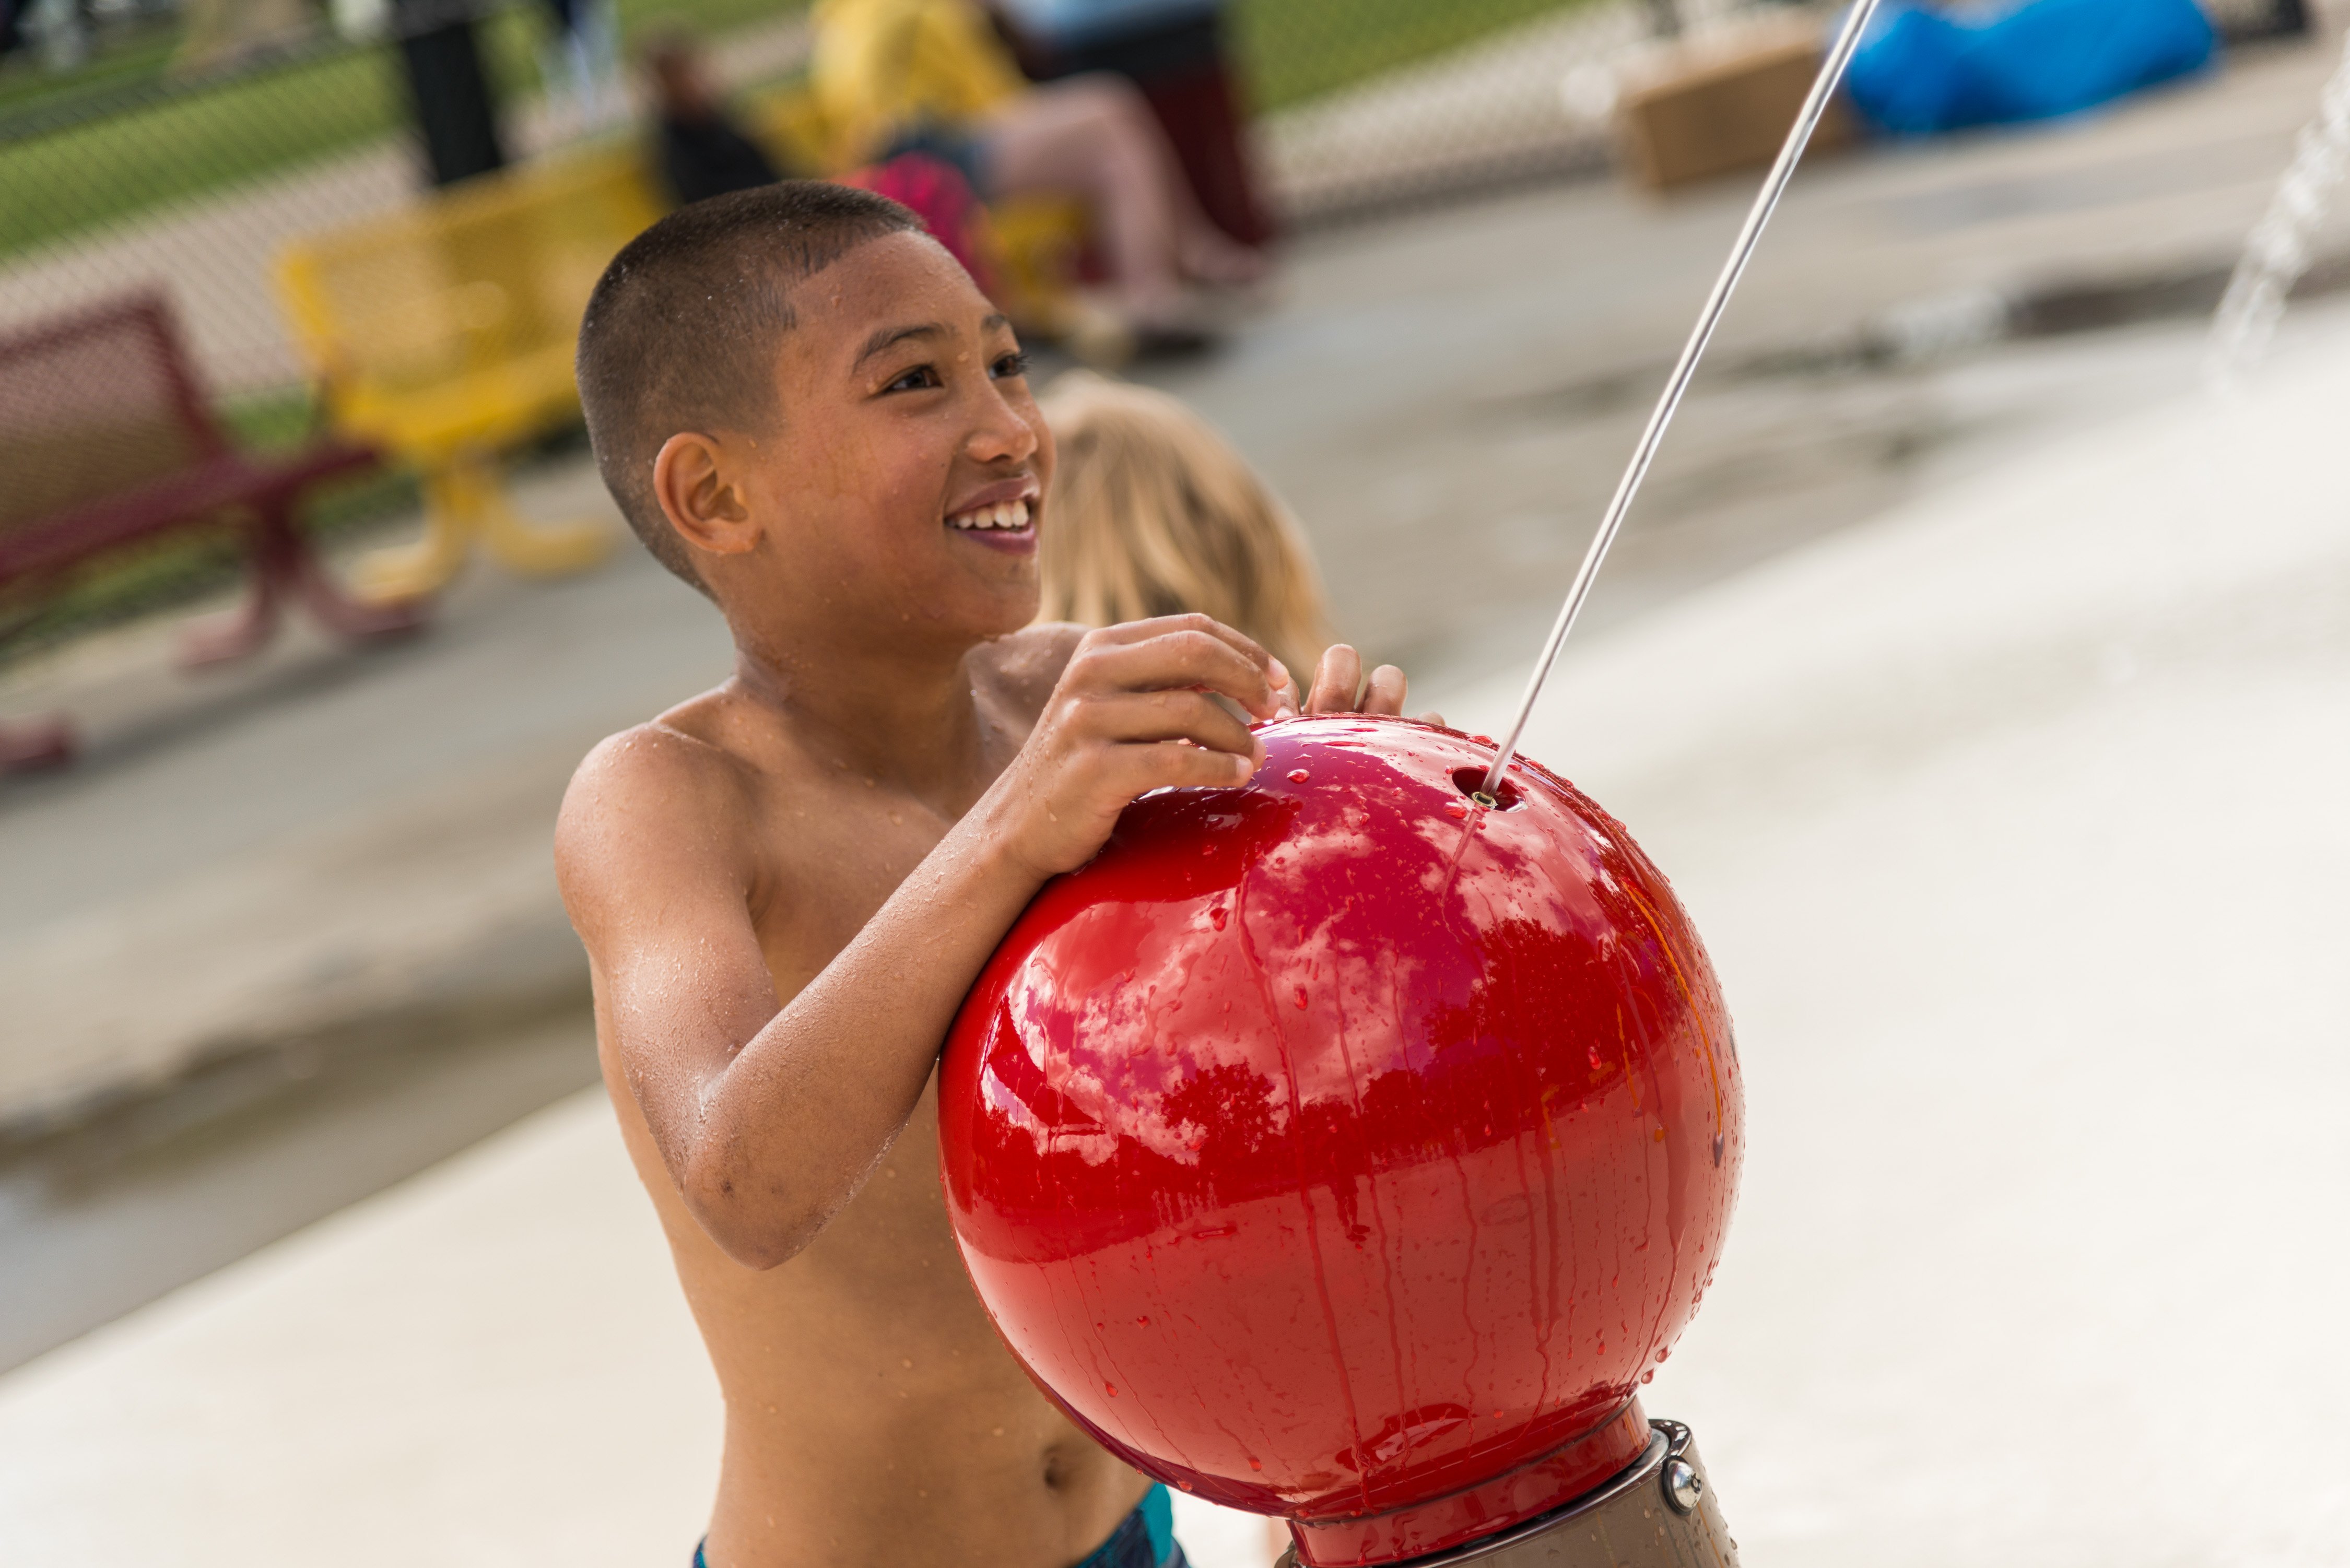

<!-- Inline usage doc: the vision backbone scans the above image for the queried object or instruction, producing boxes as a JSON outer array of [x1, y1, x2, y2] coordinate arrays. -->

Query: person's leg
[[982, 74, 1262, 321], [1063, 74, 1266, 290]]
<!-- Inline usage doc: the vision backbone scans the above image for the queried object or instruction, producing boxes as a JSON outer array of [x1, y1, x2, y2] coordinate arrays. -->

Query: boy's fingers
[[1364, 665, 1408, 716], [1114, 740, 1258, 795], [1416, 710, 1447, 728], [1079, 629, 1278, 718], [1086, 690, 1264, 760], [1085, 614, 1272, 677], [1305, 644, 1363, 714]]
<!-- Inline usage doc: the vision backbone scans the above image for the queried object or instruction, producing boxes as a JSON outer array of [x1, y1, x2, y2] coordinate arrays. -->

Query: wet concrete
[[0, 1011, 598, 1373]]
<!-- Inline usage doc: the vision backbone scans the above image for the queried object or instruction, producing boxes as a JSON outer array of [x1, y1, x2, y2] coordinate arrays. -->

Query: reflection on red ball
[[939, 717, 1740, 1565]]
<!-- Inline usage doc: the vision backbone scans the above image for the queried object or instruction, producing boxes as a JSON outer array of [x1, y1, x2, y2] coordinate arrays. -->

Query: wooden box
[[1613, 16, 1856, 191]]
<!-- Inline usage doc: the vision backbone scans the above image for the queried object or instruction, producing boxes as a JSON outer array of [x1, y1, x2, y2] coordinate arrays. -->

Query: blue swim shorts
[[1079, 1483, 1186, 1568], [692, 1484, 1186, 1568]]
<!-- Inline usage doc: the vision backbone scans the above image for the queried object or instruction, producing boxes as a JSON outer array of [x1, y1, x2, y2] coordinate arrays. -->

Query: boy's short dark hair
[[576, 181, 925, 591]]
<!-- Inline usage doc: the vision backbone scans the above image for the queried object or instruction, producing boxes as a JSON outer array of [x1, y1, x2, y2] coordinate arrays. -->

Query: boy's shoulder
[[568, 680, 759, 800], [554, 700, 766, 913]]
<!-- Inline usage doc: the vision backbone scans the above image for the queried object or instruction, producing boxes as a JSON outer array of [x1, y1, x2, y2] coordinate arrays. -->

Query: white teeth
[[951, 498, 1032, 530]]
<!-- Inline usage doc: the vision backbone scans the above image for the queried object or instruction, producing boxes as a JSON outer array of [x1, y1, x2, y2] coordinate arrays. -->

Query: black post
[[392, 0, 507, 187]]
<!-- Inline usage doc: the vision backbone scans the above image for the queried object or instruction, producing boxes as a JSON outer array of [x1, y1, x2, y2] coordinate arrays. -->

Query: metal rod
[[1480, 0, 1883, 795]]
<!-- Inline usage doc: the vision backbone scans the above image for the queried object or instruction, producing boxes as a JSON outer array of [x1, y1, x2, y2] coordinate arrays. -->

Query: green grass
[[0, 11, 562, 262], [1232, 0, 1590, 113], [0, 29, 181, 119], [0, 0, 792, 261], [1, 48, 409, 260]]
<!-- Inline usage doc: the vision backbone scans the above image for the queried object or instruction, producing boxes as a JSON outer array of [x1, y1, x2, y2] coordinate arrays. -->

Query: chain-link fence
[[0, 0, 2326, 407], [4, 36, 435, 408], [0, 0, 1743, 403]]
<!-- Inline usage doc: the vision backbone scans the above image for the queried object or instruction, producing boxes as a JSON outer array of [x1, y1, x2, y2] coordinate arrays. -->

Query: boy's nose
[[964, 393, 1040, 466]]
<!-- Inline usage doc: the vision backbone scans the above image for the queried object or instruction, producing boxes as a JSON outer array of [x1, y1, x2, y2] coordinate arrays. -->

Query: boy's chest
[[747, 777, 976, 993]]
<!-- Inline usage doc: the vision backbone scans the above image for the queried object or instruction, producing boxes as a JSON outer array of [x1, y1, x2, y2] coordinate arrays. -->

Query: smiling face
[[657, 231, 1053, 661]]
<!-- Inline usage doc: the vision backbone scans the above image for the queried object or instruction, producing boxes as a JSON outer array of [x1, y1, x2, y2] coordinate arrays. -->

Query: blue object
[[995, 0, 1220, 51], [691, 1487, 1188, 1568], [1844, 0, 2217, 135], [1073, 1484, 1190, 1568]]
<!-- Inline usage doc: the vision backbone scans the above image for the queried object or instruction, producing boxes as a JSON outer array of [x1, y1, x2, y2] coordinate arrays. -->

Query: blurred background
[[3, 0, 2347, 1561]]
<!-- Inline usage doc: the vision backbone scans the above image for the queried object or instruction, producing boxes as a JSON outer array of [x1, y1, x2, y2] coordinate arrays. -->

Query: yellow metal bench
[[275, 148, 662, 598]]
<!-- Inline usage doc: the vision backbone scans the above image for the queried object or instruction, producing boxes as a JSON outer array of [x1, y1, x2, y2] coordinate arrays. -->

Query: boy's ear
[[651, 431, 760, 559]]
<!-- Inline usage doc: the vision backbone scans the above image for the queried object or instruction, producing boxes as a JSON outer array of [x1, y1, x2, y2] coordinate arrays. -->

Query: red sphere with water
[[938, 716, 1740, 1565]]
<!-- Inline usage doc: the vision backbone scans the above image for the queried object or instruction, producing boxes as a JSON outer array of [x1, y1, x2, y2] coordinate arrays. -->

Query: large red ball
[[939, 717, 1740, 1565]]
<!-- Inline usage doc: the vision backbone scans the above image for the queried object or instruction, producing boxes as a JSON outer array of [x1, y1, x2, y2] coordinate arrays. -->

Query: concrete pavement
[[4, 260, 2343, 1568]]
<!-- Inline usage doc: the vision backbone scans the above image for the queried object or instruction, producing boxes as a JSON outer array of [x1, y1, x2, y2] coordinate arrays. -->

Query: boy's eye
[[884, 364, 944, 393], [991, 349, 1032, 381]]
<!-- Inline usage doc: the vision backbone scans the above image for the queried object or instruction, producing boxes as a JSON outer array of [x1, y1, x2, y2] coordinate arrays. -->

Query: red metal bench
[[0, 291, 428, 772]]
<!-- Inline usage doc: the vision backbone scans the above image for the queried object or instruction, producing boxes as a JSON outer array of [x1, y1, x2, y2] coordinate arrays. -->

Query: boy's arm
[[559, 616, 1306, 1269]]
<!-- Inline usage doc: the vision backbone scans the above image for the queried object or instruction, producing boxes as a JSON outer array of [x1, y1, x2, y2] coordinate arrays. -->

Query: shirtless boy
[[556, 182, 1414, 1568]]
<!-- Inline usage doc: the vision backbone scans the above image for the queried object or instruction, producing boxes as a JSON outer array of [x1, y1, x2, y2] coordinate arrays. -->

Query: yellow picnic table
[[275, 148, 660, 598]]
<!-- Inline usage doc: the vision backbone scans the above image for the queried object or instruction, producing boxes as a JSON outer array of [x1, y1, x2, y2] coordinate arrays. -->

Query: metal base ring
[[1277, 1420, 1737, 1568]]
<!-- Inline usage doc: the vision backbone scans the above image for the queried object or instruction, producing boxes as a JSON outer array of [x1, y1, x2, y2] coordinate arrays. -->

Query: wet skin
[[556, 232, 1410, 1568]]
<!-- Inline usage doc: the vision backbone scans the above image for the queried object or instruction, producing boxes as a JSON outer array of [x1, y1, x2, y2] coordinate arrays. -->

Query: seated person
[[1036, 370, 1333, 686], [560, 180, 1409, 1568], [810, 0, 1266, 337], [646, 31, 782, 206], [648, 30, 996, 291]]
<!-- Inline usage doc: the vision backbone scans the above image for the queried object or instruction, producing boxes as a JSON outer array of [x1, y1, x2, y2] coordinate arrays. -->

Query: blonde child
[[1037, 372, 1334, 688]]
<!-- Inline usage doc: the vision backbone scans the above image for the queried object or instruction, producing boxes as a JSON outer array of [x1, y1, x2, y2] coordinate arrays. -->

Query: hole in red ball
[[1450, 766, 1524, 810]]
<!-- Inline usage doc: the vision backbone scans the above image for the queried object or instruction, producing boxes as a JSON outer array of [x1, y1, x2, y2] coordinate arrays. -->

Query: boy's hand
[[1294, 643, 1442, 728], [990, 615, 1282, 879]]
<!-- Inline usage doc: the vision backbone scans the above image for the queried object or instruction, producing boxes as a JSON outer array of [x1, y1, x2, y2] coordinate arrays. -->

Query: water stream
[[2205, 28, 2350, 393]]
